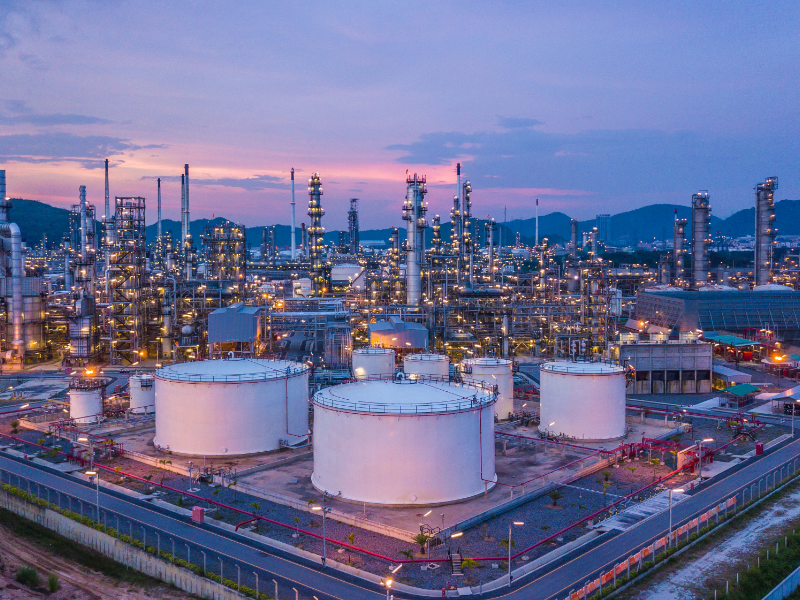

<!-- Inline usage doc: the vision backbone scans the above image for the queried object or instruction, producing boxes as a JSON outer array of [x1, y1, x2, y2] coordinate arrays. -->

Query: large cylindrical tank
[[462, 357, 514, 420], [539, 361, 626, 441], [129, 374, 155, 414], [312, 379, 496, 505], [154, 358, 310, 456], [69, 379, 104, 424], [352, 347, 395, 379], [403, 353, 449, 380]]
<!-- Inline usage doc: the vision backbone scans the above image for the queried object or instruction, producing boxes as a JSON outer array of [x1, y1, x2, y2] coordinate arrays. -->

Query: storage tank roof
[[313, 379, 495, 414], [353, 347, 395, 355], [155, 358, 309, 383], [463, 357, 512, 366], [541, 361, 624, 375], [405, 353, 448, 362]]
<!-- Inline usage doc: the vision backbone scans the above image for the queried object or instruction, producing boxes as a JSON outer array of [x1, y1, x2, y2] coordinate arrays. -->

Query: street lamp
[[696, 438, 713, 481], [508, 521, 524, 587], [668, 488, 684, 548], [312, 505, 331, 565], [78, 436, 94, 471], [793, 399, 800, 437], [385, 578, 393, 600], [85, 470, 99, 520]]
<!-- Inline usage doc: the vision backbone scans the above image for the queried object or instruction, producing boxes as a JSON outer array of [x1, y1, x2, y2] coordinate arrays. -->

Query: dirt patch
[[0, 518, 198, 599]]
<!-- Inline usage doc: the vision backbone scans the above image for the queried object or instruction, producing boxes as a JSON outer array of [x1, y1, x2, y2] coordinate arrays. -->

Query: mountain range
[[7, 197, 800, 249]]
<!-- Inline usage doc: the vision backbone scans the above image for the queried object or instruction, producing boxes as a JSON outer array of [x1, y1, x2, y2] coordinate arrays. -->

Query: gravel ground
[[0, 412, 788, 590]]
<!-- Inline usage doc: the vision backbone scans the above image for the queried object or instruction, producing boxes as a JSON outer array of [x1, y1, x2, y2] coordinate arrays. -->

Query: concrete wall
[[0, 489, 247, 600]]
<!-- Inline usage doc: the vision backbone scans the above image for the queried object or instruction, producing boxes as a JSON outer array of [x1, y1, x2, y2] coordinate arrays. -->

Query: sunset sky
[[1, 1, 798, 229]]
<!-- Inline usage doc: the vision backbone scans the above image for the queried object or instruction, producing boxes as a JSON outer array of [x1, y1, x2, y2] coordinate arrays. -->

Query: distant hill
[[7, 198, 72, 247], [9, 197, 800, 251]]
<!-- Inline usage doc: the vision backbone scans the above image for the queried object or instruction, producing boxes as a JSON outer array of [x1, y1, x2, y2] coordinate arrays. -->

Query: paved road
[[2, 437, 799, 599], [498, 436, 800, 599], [0, 454, 385, 600]]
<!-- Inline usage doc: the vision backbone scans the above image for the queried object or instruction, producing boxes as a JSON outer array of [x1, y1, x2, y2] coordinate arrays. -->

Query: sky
[[1, 1, 799, 230]]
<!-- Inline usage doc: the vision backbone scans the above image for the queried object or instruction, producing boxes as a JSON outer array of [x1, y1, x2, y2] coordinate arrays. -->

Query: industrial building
[[610, 332, 713, 394]]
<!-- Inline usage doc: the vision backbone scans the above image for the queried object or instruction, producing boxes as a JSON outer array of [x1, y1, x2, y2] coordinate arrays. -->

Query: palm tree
[[398, 549, 414, 562], [412, 533, 430, 553], [250, 502, 260, 512], [547, 489, 564, 506], [601, 470, 611, 482]]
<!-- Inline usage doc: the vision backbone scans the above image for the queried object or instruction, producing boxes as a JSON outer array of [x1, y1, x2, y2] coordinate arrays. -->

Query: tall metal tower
[[348, 198, 359, 255], [755, 177, 778, 286], [290, 168, 296, 260], [673, 210, 687, 286], [109, 196, 146, 365], [691, 191, 711, 288], [402, 173, 427, 306], [307, 173, 326, 296]]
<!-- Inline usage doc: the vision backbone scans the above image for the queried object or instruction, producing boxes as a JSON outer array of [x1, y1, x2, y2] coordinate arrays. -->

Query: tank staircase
[[450, 553, 463, 576]]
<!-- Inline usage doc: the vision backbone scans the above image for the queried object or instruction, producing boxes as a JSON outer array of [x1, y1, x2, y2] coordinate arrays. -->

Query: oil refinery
[[2, 162, 800, 598]]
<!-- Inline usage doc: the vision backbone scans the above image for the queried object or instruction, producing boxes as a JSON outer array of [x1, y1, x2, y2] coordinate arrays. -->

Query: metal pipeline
[[0, 222, 24, 360]]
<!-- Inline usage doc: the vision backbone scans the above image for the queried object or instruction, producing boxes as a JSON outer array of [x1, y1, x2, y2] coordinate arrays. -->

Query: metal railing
[[313, 375, 498, 414], [155, 364, 309, 383]]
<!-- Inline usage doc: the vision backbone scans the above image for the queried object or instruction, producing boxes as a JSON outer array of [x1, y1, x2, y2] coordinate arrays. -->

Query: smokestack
[[180, 174, 186, 247], [157, 177, 162, 240], [184, 164, 190, 243], [290, 167, 296, 260], [535, 199, 539, 247], [104, 159, 110, 220]]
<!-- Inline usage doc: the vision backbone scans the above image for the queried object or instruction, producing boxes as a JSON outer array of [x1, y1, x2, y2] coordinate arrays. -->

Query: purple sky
[[1, 1, 798, 229]]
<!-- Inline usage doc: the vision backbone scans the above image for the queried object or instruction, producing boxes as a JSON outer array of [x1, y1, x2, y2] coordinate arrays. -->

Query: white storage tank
[[154, 358, 310, 456], [352, 347, 395, 380], [69, 378, 104, 424], [539, 361, 626, 441], [462, 357, 514, 420], [129, 374, 155, 414], [403, 353, 449, 380], [312, 378, 497, 505]]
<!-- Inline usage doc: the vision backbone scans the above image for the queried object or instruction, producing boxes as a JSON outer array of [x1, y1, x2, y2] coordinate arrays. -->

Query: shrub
[[15, 566, 39, 588], [47, 572, 60, 592]]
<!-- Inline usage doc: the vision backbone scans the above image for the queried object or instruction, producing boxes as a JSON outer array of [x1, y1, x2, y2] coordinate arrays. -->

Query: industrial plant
[[1, 162, 800, 596]]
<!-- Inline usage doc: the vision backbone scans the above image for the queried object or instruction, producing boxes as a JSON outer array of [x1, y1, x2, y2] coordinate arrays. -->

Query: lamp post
[[78, 436, 94, 471], [508, 521, 524, 587], [312, 505, 331, 565], [385, 578, 393, 600], [696, 438, 713, 481], [793, 399, 800, 437], [668, 488, 684, 548], [85, 470, 99, 520]]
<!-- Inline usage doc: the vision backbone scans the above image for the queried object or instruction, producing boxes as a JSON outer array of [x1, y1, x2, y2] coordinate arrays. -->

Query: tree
[[601, 470, 611, 482], [250, 502, 260, 512], [547, 490, 564, 506], [347, 532, 355, 545], [412, 533, 430, 553], [461, 558, 481, 571], [307, 499, 318, 508], [650, 458, 660, 481], [10, 420, 19, 434], [398, 549, 414, 562]]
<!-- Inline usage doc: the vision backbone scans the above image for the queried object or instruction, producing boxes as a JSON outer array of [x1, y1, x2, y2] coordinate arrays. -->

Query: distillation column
[[691, 191, 711, 288], [673, 210, 687, 286], [402, 174, 427, 306], [307, 173, 325, 296], [755, 177, 778, 286]]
